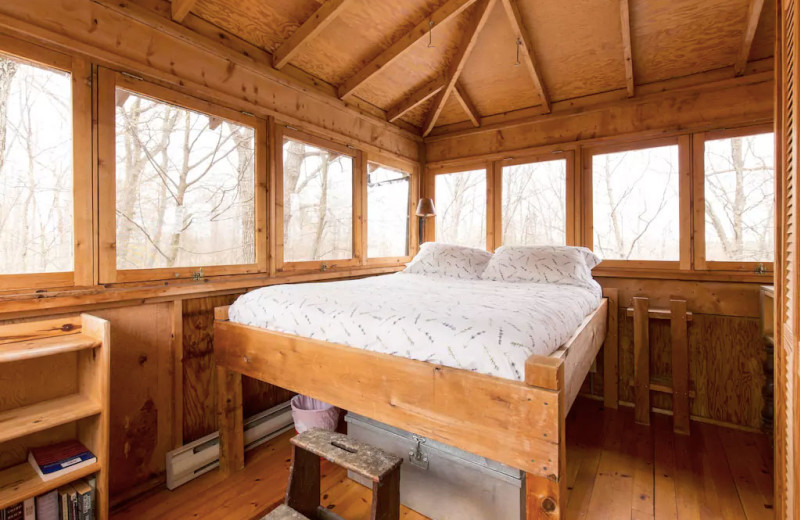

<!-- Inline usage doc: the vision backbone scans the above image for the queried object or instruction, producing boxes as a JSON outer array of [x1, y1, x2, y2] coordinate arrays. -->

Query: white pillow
[[481, 246, 596, 287], [577, 247, 602, 269], [404, 242, 493, 279]]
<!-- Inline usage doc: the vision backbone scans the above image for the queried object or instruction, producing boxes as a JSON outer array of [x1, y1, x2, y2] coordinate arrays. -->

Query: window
[[282, 134, 354, 263], [502, 159, 566, 246], [0, 52, 73, 275], [367, 163, 410, 258], [114, 89, 256, 271], [703, 132, 775, 263], [592, 144, 681, 261], [435, 169, 486, 248]]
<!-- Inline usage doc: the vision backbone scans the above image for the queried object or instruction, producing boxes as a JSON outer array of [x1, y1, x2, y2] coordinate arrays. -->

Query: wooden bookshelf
[[0, 314, 110, 519]]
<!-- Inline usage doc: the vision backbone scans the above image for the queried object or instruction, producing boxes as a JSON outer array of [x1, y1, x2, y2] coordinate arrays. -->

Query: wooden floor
[[111, 398, 774, 520]]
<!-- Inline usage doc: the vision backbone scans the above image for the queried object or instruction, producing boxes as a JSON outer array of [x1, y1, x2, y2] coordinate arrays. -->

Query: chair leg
[[286, 445, 321, 518], [370, 466, 400, 520]]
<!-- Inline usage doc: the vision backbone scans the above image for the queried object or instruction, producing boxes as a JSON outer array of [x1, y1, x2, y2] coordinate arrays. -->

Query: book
[[34, 490, 58, 520], [72, 480, 93, 520], [22, 498, 34, 520], [67, 485, 78, 520], [4, 503, 23, 520], [57, 487, 68, 520], [28, 441, 96, 482]]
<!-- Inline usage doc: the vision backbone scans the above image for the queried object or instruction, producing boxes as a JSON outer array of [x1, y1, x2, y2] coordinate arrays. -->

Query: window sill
[[591, 266, 774, 283], [0, 265, 404, 317]]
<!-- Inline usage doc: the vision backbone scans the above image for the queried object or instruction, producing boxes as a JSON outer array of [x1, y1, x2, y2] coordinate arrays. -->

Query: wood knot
[[542, 497, 557, 513], [243, 355, 251, 363]]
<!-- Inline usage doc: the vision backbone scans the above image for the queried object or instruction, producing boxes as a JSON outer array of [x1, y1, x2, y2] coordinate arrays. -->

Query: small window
[[704, 132, 775, 262], [115, 89, 256, 270], [282, 137, 353, 262], [502, 159, 566, 246], [367, 163, 410, 258], [435, 169, 486, 248], [0, 53, 73, 275], [592, 144, 680, 261]]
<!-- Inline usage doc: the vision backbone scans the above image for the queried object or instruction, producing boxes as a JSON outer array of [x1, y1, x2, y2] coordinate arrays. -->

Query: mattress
[[228, 273, 602, 382]]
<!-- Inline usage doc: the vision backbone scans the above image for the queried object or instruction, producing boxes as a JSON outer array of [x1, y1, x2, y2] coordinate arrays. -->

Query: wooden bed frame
[[213, 288, 619, 519]]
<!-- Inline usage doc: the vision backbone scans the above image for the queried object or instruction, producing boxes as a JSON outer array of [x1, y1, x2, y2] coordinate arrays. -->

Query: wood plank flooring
[[111, 398, 773, 520]]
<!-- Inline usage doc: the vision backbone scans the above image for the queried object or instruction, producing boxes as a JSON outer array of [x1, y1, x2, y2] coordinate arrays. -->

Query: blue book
[[28, 440, 97, 482]]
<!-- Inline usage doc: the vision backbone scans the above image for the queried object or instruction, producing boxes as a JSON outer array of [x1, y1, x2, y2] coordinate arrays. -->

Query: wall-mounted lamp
[[415, 198, 436, 245]]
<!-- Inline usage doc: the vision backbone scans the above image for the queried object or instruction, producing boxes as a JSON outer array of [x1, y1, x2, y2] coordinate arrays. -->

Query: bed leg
[[217, 366, 244, 475], [526, 471, 566, 519], [526, 367, 567, 519], [602, 288, 619, 409]]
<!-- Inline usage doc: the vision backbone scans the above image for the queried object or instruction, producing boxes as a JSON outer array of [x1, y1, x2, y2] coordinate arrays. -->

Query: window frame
[[97, 68, 268, 284], [273, 125, 363, 274], [583, 135, 692, 271], [363, 153, 418, 266], [496, 150, 576, 249], [426, 162, 492, 250], [692, 123, 775, 273], [0, 36, 92, 291]]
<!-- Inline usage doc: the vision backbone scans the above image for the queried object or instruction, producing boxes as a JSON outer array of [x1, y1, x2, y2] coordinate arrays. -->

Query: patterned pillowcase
[[404, 242, 493, 279], [577, 247, 602, 269], [481, 246, 596, 287]]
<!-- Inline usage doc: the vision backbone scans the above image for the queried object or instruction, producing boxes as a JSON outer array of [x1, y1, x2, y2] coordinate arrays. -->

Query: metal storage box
[[345, 413, 525, 520]]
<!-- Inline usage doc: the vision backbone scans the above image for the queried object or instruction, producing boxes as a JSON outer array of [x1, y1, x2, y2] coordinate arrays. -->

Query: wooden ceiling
[[158, 0, 775, 137]]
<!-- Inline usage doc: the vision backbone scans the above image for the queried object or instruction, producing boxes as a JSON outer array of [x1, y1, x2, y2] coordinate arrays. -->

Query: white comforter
[[228, 273, 602, 382]]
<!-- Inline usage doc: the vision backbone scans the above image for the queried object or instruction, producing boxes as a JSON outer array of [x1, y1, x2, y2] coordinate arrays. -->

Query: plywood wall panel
[[458, 0, 543, 115], [631, 0, 749, 85], [191, 0, 322, 54], [182, 296, 294, 443], [355, 7, 472, 110], [580, 282, 767, 431], [91, 304, 173, 499], [293, 0, 450, 87], [524, 0, 625, 102]]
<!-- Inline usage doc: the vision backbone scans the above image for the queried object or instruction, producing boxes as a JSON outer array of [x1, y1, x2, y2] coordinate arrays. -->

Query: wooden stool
[[266, 428, 402, 520]]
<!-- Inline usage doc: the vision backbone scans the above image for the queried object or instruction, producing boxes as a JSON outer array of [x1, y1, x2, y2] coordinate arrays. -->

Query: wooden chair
[[266, 428, 402, 520]]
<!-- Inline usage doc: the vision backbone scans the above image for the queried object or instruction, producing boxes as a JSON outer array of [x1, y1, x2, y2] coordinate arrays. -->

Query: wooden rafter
[[273, 0, 354, 70], [171, 0, 198, 23], [734, 0, 766, 76], [453, 83, 480, 127], [619, 0, 634, 97], [337, 0, 479, 99], [422, 0, 496, 136], [386, 76, 446, 123], [500, 0, 551, 112]]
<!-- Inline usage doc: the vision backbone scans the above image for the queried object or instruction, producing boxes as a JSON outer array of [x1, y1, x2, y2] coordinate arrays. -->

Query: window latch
[[754, 263, 766, 275], [192, 268, 204, 281], [320, 263, 329, 272]]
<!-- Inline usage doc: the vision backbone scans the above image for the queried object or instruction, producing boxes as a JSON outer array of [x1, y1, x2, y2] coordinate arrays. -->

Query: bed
[[214, 267, 618, 519]]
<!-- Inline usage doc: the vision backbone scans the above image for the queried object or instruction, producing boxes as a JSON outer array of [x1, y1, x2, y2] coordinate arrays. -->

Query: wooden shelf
[[0, 394, 102, 444], [0, 460, 100, 510], [0, 333, 101, 363]]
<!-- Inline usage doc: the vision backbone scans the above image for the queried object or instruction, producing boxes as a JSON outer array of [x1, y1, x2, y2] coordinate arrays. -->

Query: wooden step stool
[[265, 428, 403, 520]]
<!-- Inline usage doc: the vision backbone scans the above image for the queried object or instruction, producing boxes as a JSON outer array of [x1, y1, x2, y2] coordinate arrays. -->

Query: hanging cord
[[427, 20, 435, 48], [515, 38, 522, 66]]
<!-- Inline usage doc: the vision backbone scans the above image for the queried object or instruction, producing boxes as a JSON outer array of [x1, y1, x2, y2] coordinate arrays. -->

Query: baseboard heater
[[166, 400, 294, 490]]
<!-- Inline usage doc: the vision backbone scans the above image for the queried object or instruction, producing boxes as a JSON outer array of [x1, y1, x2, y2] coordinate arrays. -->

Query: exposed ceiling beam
[[453, 83, 480, 127], [500, 0, 551, 113], [422, 0, 496, 136], [273, 0, 354, 70], [171, 0, 198, 23], [386, 76, 447, 123], [337, 0, 479, 99], [734, 0, 766, 76], [619, 0, 634, 97]]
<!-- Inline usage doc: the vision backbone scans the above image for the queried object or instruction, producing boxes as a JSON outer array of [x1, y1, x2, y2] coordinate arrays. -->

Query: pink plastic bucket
[[290, 395, 340, 433]]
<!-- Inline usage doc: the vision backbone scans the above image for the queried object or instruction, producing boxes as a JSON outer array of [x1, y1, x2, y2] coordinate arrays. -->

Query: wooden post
[[525, 359, 565, 519], [216, 366, 244, 475], [602, 288, 619, 409], [633, 297, 650, 425], [670, 299, 690, 435]]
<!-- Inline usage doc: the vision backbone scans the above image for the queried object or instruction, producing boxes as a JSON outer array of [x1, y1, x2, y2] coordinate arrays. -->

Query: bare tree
[[704, 135, 774, 262], [436, 170, 485, 248]]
